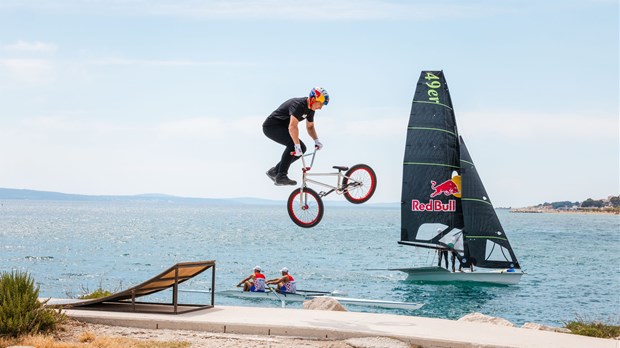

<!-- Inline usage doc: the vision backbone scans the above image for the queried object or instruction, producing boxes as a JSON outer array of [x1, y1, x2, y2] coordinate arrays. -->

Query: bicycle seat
[[333, 166, 349, 171]]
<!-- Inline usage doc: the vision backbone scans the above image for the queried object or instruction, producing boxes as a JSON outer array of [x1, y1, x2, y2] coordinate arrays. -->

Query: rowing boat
[[216, 289, 334, 302], [182, 288, 423, 310]]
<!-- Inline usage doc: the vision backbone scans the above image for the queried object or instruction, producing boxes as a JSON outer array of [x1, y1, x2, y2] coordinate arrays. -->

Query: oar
[[296, 289, 348, 296], [295, 289, 332, 294], [266, 284, 286, 308]]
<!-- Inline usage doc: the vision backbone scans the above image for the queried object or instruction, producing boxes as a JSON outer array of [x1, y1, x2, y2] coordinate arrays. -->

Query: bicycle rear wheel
[[287, 187, 324, 228], [342, 164, 377, 204]]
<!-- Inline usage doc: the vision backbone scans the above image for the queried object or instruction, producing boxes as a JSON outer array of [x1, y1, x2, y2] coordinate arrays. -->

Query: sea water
[[1, 200, 618, 326]]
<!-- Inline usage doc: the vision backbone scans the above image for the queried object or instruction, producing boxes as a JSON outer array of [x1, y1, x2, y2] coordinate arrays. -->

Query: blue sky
[[0, 0, 618, 207]]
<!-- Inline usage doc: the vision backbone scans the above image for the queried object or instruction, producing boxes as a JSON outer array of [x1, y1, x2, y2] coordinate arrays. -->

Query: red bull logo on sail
[[411, 178, 461, 212], [430, 179, 459, 197], [411, 199, 456, 212]]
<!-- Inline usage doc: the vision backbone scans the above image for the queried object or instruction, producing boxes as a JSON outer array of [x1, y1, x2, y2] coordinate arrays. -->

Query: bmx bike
[[287, 151, 377, 228]]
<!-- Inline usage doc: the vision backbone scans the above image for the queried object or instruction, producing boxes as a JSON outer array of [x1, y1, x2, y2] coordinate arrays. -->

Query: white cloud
[[22, 116, 131, 133], [328, 118, 405, 138], [3, 40, 57, 53], [0, 115, 275, 197], [154, 117, 230, 139], [154, 1, 491, 21], [18, 115, 262, 139], [87, 58, 255, 67], [0, 0, 511, 21], [3, 108, 616, 206], [153, 116, 263, 139], [458, 111, 618, 141], [0, 58, 54, 83], [22, 116, 76, 129]]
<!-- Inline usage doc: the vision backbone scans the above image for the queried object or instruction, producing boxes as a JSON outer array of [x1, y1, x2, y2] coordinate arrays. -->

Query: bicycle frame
[[297, 151, 350, 198], [287, 151, 376, 227]]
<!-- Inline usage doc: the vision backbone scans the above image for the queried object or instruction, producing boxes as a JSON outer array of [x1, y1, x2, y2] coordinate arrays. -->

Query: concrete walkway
[[60, 305, 616, 348]]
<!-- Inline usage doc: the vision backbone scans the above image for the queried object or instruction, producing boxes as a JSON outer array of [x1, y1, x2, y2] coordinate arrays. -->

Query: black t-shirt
[[263, 97, 315, 126]]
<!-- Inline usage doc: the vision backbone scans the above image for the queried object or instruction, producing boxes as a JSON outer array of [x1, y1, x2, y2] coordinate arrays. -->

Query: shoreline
[[510, 209, 619, 215], [7, 314, 618, 348], [42, 304, 617, 348]]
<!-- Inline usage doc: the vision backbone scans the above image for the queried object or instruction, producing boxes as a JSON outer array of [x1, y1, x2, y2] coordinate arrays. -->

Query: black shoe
[[275, 174, 297, 186], [266, 167, 277, 182]]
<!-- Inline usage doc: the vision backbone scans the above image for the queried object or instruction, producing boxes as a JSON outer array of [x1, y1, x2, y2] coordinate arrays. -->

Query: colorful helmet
[[309, 87, 329, 105]]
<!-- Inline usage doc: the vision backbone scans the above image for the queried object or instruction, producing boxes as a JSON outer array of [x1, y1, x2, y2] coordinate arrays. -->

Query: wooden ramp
[[53, 261, 215, 314]]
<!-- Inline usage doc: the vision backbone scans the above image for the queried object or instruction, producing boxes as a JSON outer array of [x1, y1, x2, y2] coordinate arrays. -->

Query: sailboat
[[391, 71, 523, 285]]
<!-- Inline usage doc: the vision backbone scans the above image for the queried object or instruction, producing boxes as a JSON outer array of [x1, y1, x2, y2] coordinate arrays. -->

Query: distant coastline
[[0, 187, 266, 205], [511, 195, 620, 215], [510, 208, 619, 215], [0, 187, 398, 208]]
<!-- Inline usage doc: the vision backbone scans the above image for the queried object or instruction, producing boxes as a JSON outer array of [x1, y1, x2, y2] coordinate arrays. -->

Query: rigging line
[[461, 198, 493, 206], [407, 127, 457, 136], [413, 100, 453, 110], [500, 245, 510, 262], [488, 244, 510, 263], [403, 162, 460, 169], [465, 235, 508, 241], [487, 241, 497, 260], [460, 159, 474, 165]]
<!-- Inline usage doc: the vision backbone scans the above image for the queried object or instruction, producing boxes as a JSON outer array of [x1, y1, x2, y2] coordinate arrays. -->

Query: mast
[[400, 71, 463, 250]]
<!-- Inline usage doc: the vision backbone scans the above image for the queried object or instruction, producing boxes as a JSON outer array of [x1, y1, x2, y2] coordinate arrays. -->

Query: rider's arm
[[237, 275, 250, 286], [288, 116, 301, 144], [306, 121, 318, 141]]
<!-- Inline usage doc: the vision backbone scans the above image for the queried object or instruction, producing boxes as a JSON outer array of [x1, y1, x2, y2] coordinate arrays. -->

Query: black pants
[[263, 125, 307, 175]]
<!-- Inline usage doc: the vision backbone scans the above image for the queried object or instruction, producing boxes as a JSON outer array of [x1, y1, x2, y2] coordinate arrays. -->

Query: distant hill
[[0, 188, 279, 205], [0, 188, 399, 207]]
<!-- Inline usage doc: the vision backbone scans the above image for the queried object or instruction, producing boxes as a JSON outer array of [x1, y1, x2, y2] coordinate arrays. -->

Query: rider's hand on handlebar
[[314, 139, 323, 150], [293, 143, 303, 157]]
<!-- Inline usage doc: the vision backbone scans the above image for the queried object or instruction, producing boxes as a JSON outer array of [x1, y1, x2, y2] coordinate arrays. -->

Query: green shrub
[[79, 288, 113, 299], [565, 320, 620, 339], [0, 271, 64, 337]]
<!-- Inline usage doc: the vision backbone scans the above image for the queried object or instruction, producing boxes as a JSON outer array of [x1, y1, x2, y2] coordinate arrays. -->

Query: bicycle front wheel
[[343, 164, 377, 204], [287, 187, 324, 228]]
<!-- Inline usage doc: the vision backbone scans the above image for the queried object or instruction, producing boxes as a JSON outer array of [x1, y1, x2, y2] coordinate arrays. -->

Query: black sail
[[400, 71, 463, 249], [459, 137, 521, 269]]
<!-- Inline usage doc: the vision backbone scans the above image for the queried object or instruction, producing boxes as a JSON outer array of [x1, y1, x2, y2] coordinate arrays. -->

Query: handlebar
[[302, 151, 317, 158], [291, 151, 316, 157], [289, 151, 317, 157], [289, 150, 318, 170]]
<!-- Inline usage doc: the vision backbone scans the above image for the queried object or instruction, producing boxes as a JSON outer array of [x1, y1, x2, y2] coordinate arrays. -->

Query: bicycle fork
[[295, 153, 314, 209]]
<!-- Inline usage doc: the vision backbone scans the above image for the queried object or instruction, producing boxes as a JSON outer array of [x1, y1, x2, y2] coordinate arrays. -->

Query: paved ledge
[[56, 304, 616, 348]]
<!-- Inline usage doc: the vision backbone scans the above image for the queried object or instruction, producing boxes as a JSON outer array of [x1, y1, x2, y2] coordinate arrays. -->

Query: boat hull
[[217, 289, 311, 302], [216, 290, 423, 310], [392, 266, 523, 285]]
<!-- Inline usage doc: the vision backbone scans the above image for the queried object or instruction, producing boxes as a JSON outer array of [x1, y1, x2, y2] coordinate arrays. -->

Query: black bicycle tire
[[287, 187, 324, 228], [343, 164, 377, 204]]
